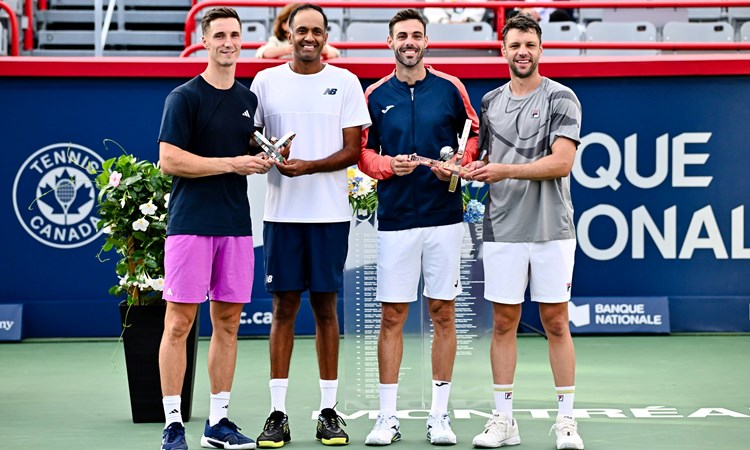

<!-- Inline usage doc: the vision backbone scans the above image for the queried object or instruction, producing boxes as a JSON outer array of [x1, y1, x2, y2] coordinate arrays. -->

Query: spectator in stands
[[359, 8, 480, 447], [256, 2, 339, 59], [157, 7, 272, 450], [250, 3, 370, 448], [423, 0, 487, 24], [509, 0, 574, 23], [463, 13, 584, 450]]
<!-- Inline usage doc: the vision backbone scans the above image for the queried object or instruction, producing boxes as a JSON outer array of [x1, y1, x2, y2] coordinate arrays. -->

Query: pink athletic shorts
[[163, 235, 255, 304]]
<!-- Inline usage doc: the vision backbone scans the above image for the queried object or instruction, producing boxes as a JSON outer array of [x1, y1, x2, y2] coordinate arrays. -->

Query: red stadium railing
[[181, 0, 750, 57], [6, 0, 750, 57], [0, 1, 20, 56]]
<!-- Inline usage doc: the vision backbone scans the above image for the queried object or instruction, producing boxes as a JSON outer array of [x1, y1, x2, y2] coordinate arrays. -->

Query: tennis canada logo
[[13, 143, 104, 249]]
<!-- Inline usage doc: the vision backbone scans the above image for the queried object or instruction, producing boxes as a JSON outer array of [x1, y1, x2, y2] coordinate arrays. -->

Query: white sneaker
[[551, 416, 584, 449], [472, 413, 520, 448], [426, 413, 457, 445], [365, 414, 401, 446]]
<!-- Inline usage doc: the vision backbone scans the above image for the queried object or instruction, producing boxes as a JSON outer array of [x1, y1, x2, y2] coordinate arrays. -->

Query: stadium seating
[[741, 21, 750, 42], [426, 22, 498, 57], [687, 7, 725, 22], [662, 21, 734, 54], [0, 21, 6, 56], [585, 21, 658, 56], [541, 21, 584, 57], [344, 21, 392, 57]]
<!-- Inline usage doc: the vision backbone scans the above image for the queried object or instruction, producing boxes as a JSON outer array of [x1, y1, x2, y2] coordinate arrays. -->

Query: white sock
[[430, 380, 451, 416], [379, 383, 398, 417], [493, 384, 514, 420], [209, 391, 230, 426], [319, 379, 338, 411], [163, 395, 182, 427], [270, 378, 289, 414], [556, 386, 575, 417]]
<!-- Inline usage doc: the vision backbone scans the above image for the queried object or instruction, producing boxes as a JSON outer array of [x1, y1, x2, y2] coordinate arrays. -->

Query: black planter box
[[119, 301, 199, 423]]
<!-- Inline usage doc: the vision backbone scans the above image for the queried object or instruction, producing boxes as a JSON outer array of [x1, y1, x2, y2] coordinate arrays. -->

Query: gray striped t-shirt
[[480, 77, 582, 243]]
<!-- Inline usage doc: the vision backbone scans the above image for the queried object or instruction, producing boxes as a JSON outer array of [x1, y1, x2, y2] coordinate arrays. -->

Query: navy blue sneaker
[[201, 418, 256, 449], [162, 422, 188, 450]]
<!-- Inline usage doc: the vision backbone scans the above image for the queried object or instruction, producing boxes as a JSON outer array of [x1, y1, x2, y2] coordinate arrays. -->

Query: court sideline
[[0, 335, 747, 449]]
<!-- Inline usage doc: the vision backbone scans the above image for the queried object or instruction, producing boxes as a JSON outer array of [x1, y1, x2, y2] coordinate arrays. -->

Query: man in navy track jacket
[[358, 8, 480, 447]]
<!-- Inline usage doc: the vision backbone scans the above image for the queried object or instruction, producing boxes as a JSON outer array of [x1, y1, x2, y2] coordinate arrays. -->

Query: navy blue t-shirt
[[158, 76, 258, 236]]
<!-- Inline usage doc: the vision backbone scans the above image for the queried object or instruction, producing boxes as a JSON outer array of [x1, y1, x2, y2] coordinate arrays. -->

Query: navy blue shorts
[[263, 221, 350, 293]]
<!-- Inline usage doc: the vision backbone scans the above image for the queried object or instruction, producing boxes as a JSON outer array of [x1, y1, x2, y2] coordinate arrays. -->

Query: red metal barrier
[[180, 39, 750, 57], [0, 1, 20, 56], [184, 1, 738, 47]]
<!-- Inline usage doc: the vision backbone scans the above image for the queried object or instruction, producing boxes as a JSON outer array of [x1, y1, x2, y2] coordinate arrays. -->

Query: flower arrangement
[[462, 181, 488, 224], [94, 141, 172, 306], [347, 166, 378, 217]]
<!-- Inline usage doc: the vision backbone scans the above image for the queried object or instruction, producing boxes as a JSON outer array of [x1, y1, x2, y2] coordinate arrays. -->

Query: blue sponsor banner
[[0, 304, 23, 341], [0, 74, 748, 337], [568, 297, 670, 334]]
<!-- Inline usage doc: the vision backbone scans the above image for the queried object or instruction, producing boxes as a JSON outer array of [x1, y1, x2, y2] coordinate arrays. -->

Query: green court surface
[[1, 335, 748, 449]]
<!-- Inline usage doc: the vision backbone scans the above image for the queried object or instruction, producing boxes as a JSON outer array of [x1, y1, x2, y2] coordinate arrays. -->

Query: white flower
[[120, 193, 127, 208], [118, 276, 127, 286], [139, 201, 157, 216], [102, 224, 113, 234], [132, 217, 149, 231], [149, 277, 165, 291], [109, 171, 122, 187], [164, 193, 170, 208]]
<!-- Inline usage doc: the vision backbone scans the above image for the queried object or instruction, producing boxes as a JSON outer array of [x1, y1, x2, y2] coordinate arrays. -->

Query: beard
[[394, 45, 424, 68], [509, 57, 539, 79]]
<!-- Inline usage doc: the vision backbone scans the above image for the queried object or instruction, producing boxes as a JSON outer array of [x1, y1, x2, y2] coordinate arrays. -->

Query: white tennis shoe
[[472, 413, 520, 448], [365, 414, 401, 446], [550, 415, 584, 449], [426, 413, 457, 445]]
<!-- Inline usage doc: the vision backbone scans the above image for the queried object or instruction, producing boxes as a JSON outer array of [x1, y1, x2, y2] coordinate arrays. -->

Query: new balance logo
[[323, 88, 338, 95], [381, 105, 395, 114], [242, 110, 251, 118]]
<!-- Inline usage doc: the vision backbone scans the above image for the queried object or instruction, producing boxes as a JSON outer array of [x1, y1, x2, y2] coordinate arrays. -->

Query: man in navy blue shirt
[[156, 7, 272, 450], [358, 8, 480, 446]]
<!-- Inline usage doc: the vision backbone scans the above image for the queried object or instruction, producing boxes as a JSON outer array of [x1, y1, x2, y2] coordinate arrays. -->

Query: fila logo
[[381, 105, 395, 114], [242, 110, 251, 118], [505, 393, 512, 400], [558, 395, 565, 402], [531, 109, 540, 118], [323, 88, 338, 95]]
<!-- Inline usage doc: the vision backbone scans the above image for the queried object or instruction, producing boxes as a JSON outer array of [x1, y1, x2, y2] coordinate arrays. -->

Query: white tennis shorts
[[483, 239, 576, 304], [376, 222, 465, 302]]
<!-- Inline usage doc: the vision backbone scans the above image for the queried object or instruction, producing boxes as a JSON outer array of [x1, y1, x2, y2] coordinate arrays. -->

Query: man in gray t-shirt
[[465, 14, 584, 450]]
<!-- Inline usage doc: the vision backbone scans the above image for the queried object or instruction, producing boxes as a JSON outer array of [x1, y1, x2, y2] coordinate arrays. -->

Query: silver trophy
[[253, 130, 295, 163], [408, 119, 473, 188]]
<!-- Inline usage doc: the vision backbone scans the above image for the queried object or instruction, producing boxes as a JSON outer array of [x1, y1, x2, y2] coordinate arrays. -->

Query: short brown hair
[[201, 7, 241, 36], [388, 9, 427, 37], [502, 13, 542, 43]]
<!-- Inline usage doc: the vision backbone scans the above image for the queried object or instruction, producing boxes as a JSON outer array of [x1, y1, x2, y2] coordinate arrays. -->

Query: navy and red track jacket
[[359, 67, 479, 231]]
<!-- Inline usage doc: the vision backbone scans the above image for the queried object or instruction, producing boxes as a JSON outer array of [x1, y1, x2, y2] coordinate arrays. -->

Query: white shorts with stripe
[[376, 222, 464, 303], [483, 239, 576, 304]]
